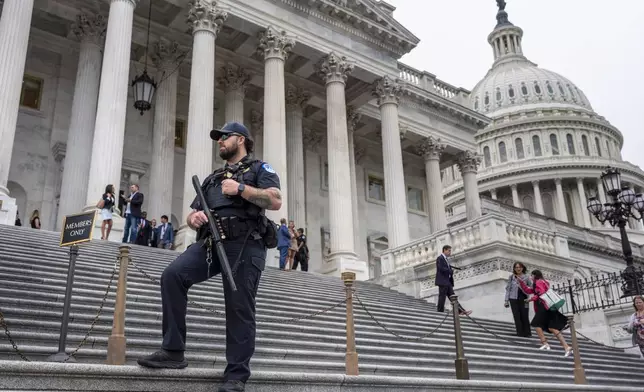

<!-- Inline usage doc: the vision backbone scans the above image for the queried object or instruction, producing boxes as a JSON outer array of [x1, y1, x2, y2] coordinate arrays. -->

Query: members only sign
[[60, 211, 96, 247]]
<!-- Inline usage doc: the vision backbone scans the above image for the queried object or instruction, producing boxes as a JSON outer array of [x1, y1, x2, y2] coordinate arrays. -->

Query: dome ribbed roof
[[470, 61, 593, 117], [470, 1, 593, 117]]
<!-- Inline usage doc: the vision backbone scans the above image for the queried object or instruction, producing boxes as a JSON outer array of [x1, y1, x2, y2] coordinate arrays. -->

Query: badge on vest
[[262, 163, 276, 173]]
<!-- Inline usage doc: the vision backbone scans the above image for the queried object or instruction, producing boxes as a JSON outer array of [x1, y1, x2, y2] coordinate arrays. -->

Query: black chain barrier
[[462, 312, 639, 350], [129, 259, 348, 324], [353, 292, 450, 341], [0, 257, 119, 362]]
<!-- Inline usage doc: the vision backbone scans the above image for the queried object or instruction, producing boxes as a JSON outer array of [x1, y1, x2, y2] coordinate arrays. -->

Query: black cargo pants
[[160, 236, 265, 383]]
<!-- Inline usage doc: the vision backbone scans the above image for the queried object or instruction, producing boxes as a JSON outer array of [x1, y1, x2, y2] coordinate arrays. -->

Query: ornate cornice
[[568, 238, 644, 263], [71, 12, 107, 46], [187, 0, 228, 36], [151, 37, 187, 72], [285, 84, 311, 112], [316, 52, 354, 85], [256, 26, 295, 61], [277, 0, 419, 57], [373, 76, 403, 107], [218, 65, 252, 94], [457, 150, 482, 174], [417, 136, 445, 162]]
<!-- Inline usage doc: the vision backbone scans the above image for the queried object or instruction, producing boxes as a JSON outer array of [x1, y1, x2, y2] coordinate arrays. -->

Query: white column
[[56, 13, 106, 227], [511, 184, 521, 208], [490, 189, 498, 200], [317, 52, 367, 279], [347, 106, 362, 254], [250, 109, 263, 160], [596, 178, 609, 228], [554, 178, 568, 222], [0, 0, 35, 220], [84, 0, 138, 209], [576, 178, 591, 228], [457, 151, 482, 220], [257, 26, 294, 224], [218, 65, 250, 124], [532, 180, 544, 215], [285, 84, 310, 227], [372, 76, 410, 248], [147, 38, 184, 222], [418, 136, 447, 233], [176, 1, 227, 251]]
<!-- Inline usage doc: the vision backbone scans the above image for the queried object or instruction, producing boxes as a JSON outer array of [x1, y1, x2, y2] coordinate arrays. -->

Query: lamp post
[[587, 167, 644, 297], [131, 0, 157, 115]]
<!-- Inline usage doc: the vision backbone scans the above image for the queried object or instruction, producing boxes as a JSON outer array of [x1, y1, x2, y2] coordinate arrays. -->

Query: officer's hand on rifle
[[188, 211, 208, 228], [221, 179, 240, 196]]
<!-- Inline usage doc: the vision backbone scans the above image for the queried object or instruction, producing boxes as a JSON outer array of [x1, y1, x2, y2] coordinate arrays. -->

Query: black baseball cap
[[210, 122, 252, 141]]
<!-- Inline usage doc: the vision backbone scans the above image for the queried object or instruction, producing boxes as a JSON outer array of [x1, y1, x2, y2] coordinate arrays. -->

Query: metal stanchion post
[[342, 271, 359, 375], [449, 295, 469, 380], [106, 246, 130, 365], [567, 315, 587, 384], [47, 244, 79, 363]]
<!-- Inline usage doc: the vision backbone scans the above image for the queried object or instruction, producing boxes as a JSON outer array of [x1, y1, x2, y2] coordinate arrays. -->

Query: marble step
[[2, 361, 641, 392]]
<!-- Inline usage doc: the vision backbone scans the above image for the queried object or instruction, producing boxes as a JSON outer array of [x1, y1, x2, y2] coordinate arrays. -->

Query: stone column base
[[320, 252, 368, 281], [174, 225, 196, 252], [0, 194, 17, 226]]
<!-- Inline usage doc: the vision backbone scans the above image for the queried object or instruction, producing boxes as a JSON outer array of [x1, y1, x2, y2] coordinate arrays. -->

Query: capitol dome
[[469, 2, 593, 117]]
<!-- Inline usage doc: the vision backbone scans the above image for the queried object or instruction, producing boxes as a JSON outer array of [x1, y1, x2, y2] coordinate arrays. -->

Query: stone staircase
[[0, 224, 642, 391]]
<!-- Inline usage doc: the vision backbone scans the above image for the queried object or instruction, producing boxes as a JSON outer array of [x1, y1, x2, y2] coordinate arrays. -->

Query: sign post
[[47, 211, 96, 363]]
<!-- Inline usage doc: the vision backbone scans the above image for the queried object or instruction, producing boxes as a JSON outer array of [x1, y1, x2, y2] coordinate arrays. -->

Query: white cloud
[[386, 0, 644, 172]]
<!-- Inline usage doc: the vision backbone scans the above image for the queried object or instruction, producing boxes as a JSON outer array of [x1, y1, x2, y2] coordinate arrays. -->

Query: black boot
[[218, 380, 245, 392], [137, 349, 188, 369]]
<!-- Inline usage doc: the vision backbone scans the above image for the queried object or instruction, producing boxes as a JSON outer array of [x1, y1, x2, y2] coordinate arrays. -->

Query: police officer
[[137, 122, 282, 392]]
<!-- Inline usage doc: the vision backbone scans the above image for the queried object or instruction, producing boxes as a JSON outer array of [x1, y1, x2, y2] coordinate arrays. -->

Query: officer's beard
[[219, 143, 239, 161]]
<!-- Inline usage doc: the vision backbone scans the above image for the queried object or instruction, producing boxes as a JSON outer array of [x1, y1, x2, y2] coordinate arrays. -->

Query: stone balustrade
[[448, 197, 644, 259], [381, 211, 569, 273], [397, 62, 469, 104]]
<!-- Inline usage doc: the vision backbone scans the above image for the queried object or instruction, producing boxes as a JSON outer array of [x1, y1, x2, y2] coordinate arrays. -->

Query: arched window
[[515, 138, 525, 159], [508, 84, 515, 99], [483, 146, 492, 167], [582, 135, 590, 156], [484, 92, 490, 106], [522, 195, 534, 212], [532, 135, 542, 157], [595, 137, 602, 157], [566, 134, 576, 155], [474, 96, 479, 110], [546, 81, 554, 95], [521, 82, 528, 96], [550, 133, 560, 155], [542, 193, 555, 218], [495, 87, 502, 103], [606, 140, 612, 158], [498, 141, 508, 163], [558, 82, 566, 98], [534, 81, 542, 95]]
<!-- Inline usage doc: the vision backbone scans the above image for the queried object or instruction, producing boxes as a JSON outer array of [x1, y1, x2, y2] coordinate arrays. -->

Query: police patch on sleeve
[[262, 163, 276, 174]]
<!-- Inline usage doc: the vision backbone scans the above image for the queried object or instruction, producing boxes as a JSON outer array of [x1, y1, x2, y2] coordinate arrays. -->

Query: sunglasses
[[218, 133, 242, 141]]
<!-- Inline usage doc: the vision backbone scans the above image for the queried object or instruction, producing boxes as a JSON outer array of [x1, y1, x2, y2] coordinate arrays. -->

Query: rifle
[[191, 175, 237, 292]]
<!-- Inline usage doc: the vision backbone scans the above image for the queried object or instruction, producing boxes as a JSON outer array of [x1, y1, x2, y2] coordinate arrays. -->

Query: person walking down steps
[[136, 122, 282, 392]]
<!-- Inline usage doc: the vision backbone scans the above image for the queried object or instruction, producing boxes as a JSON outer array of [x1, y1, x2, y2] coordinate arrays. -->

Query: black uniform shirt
[[190, 158, 281, 219]]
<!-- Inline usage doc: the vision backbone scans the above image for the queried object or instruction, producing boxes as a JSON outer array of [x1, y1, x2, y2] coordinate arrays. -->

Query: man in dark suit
[[156, 214, 174, 250], [122, 184, 144, 243], [135, 212, 152, 246], [435, 245, 472, 315]]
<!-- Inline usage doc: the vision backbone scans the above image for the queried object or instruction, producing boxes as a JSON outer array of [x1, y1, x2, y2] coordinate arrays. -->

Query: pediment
[[293, 0, 420, 58]]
